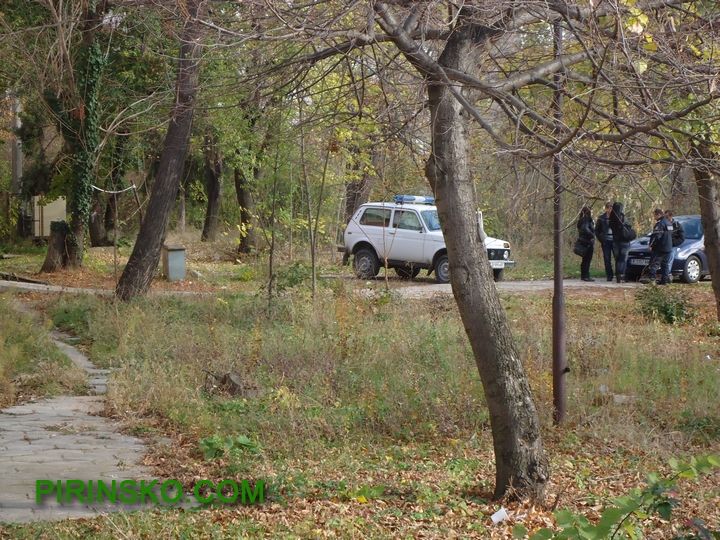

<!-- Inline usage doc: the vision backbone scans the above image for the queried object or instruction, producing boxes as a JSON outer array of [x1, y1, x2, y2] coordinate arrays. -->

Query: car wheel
[[493, 268, 505, 282], [354, 248, 380, 279], [682, 255, 701, 284], [395, 265, 420, 280], [435, 254, 450, 284]]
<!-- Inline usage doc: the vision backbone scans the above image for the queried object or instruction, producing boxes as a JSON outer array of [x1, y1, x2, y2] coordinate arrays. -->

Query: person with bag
[[608, 202, 635, 283], [664, 209, 685, 283], [643, 208, 674, 285], [576, 206, 596, 282], [595, 202, 615, 281]]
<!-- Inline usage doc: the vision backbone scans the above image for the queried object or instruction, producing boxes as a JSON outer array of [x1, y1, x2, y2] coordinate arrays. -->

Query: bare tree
[[234, 0, 720, 498], [116, 0, 209, 301]]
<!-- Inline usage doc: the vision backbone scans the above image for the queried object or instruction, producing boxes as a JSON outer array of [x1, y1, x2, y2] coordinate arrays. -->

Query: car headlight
[[677, 247, 694, 259], [503, 250, 510, 260]]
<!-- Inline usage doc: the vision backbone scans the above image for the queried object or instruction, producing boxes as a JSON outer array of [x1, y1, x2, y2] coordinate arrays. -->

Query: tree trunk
[[692, 141, 720, 319], [89, 192, 105, 247], [235, 167, 257, 254], [40, 221, 70, 273], [104, 193, 119, 244], [423, 22, 549, 499], [201, 133, 223, 242], [44, 2, 108, 268], [344, 145, 381, 222], [116, 0, 208, 301]]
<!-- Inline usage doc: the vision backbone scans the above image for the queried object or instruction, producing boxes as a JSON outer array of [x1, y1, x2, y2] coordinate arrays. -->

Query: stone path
[[0, 321, 195, 523]]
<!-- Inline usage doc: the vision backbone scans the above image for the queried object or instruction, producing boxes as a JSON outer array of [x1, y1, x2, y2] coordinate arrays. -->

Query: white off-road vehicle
[[339, 196, 515, 283]]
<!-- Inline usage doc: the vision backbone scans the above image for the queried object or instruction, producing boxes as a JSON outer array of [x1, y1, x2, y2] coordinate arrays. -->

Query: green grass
[[2, 256, 720, 537], [0, 295, 87, 405]]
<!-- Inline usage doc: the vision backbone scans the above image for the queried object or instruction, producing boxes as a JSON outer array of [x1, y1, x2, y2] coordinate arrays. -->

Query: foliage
[[199, 434, 260, 461], [528, 456, 720, 540], [274, 261, 312, 292], [635, 285, 696, 325]]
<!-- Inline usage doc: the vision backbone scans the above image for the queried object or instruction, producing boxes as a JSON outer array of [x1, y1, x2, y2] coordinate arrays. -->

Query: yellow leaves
[[634, 60, 648, 75], [274, 386, 301, 409], [644, 35, 658, 52], [625, 7, 649, 34], [355, 495, 368, 503]]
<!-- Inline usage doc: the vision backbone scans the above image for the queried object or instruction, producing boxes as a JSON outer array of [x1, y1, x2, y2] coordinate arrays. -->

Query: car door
[[353, 206, 391, 255], [383, 209, 427, 263]]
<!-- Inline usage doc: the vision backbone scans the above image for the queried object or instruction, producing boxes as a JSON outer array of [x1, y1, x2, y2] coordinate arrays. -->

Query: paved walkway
[[0, 320, 195, 522]]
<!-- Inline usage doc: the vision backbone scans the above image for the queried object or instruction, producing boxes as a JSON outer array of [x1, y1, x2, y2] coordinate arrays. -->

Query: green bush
[[526, 456, 720, 540], [635, 284, 695, 324]]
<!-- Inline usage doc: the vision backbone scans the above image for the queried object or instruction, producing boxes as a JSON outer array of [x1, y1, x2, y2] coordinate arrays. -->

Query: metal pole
[[552, 21, 567, 425]]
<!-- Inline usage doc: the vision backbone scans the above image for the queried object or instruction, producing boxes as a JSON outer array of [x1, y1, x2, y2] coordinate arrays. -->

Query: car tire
[[395, 265, 420, 280], [435, 254, 450, 284], [354, 248, 380, 279], [493, 268, 505, 282], [681, 255, 701, 284]]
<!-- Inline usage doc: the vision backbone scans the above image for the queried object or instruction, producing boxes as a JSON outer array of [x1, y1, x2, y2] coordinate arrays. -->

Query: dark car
[[625, 215, 709, 283]]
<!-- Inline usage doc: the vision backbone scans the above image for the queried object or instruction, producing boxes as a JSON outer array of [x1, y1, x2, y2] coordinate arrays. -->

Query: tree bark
[[386, 10, 549, 499], [104, 193, 119, 244], [40, 221, 70, 273], [201, 132, 223, 242], [89, 192, 105, 247], [235, 167, 257, 254], [344, 145, 381, 222], [692, 141, 720, 319], [116, 0, 208, 301]]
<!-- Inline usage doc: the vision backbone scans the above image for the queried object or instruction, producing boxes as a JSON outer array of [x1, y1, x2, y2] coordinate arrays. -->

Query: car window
[[420, 210, 442, 231], [393, 210, 422, 231], [676, 218, 703, 240], [359, 208, 390, 227]]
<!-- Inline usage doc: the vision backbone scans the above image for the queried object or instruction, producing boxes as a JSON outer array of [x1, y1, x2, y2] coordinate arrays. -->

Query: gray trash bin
[[162, 244, 186, 281]]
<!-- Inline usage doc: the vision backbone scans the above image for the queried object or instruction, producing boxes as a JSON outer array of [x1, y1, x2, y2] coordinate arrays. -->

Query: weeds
[[0, 295, 86, 406], [635, 284, 696, 324]]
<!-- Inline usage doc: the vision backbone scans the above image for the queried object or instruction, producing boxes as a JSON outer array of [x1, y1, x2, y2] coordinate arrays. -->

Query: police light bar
[[394, 195, 435, 204]]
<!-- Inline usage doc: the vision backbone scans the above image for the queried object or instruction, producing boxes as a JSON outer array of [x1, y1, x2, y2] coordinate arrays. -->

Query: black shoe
[[607, 277, 614, 282], [582, 277, 595, 282], [617, 275, 626, 283]]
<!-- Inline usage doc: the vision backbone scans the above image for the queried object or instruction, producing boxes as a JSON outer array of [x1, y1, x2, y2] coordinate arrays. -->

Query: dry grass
[[2, 246, 720, 538]]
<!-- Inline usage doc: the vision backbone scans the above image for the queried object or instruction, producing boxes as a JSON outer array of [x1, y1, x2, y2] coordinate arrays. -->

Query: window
[[359, 208, 390, 227], [393, 210, 422, 231], [677, 218, 703, 240], [421, 209, 441, 231]]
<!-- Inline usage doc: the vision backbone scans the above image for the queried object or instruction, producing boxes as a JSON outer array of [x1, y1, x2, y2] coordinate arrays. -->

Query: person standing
[[609, 202, 631, 283], [595, 202, 614, 281], [646, 208, 673, 285], [577, 207, 595, 281], [664, 210, 685, 283]]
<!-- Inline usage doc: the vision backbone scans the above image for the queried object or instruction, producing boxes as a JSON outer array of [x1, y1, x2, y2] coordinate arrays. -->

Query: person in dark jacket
[[608, 202, 631, 283], [577, 206, 595, 281], [595, 202, 614, 281], [645, 208, 673, 285], [664, 210, 685, 283]]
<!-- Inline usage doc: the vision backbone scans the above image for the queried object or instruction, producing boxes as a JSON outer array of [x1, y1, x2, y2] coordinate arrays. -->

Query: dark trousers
[[612, 241, 631, 277], [648, 251, 672, 284], [601, 240, 614, 280], [580, 244, 594, 279]]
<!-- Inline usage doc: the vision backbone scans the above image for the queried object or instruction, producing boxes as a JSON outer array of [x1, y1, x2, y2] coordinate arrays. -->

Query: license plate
[[630, 258, 650, 265], [489, 261, 504, 269]]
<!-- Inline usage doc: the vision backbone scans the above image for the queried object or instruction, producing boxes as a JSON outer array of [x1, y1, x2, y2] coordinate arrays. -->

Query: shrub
[[635, 284, 695, 324]]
